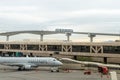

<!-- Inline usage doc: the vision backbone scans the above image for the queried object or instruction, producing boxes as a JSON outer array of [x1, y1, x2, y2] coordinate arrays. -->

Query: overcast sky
[[0, 0, 120, 41]]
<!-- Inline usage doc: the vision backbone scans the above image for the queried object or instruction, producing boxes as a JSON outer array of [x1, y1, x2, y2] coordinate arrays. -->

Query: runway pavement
[[0, 69, 119, 80], [0, 65, 120, 80]]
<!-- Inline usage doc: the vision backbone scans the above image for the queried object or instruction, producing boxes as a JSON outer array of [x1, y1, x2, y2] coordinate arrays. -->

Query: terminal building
[[0, 30, 120, 64]]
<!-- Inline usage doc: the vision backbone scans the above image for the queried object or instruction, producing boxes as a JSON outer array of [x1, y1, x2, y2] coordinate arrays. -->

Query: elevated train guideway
[[0, 30, 120, 42], [0, 41, 120, 63]]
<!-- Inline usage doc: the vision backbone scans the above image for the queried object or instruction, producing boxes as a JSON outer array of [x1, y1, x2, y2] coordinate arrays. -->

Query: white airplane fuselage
[[0, 57, 63, 71]]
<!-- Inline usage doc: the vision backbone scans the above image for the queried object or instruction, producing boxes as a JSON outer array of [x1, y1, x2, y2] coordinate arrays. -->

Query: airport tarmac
[[0, 65, 120, 80], [0, 69, 120, 80]]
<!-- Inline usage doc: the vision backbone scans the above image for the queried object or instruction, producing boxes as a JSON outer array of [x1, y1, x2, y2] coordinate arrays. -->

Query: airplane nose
[[58, 61, 63, 66]]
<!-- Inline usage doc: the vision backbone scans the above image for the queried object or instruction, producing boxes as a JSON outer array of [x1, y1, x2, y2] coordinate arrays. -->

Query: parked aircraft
[[0, 56, 63, 72]]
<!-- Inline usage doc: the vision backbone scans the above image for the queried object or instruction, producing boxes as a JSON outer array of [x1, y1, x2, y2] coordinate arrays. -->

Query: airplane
[[0, 56, 63, 72]]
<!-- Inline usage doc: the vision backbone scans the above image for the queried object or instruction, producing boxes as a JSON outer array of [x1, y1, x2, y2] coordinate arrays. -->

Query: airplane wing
[[60, 58, 120, 69]]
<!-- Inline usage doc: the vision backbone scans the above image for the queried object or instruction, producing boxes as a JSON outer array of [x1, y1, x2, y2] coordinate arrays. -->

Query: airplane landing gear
[[18, 67, 25, 71], [50, 67, 59, 72], [18, 67, 22, 71]]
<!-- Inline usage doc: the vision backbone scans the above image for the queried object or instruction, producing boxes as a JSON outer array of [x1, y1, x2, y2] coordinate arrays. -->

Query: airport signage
[[55, 29, 73, 33]]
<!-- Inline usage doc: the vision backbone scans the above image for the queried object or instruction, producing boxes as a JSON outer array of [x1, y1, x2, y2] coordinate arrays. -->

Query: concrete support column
[[73, 56, 77, 60], [88, 33, 96, 42], [103, 57, 107, 64], [6, 35, 9, 41], [66, 32, 71, 41], [40, 34, 43, 41]]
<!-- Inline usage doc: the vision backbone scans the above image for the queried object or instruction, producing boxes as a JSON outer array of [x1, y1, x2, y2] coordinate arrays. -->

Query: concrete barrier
[[110, 71, 118, 80]]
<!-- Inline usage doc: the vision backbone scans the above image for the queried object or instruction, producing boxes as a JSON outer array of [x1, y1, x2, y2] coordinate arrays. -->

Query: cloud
[[0, 0, 120, 41], [0, 6, 37, 12]]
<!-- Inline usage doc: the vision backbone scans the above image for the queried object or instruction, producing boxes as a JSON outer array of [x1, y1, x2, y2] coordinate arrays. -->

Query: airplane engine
[[24, 65, 31, 69]]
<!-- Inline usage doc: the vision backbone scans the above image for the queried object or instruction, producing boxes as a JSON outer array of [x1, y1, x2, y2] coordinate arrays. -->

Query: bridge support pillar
[[88, 33, 96, 42], [6, 35, 9, 41], [103, 57, 107, 64], [40, 34, 43, 41], [66, 32, 71, 41]]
